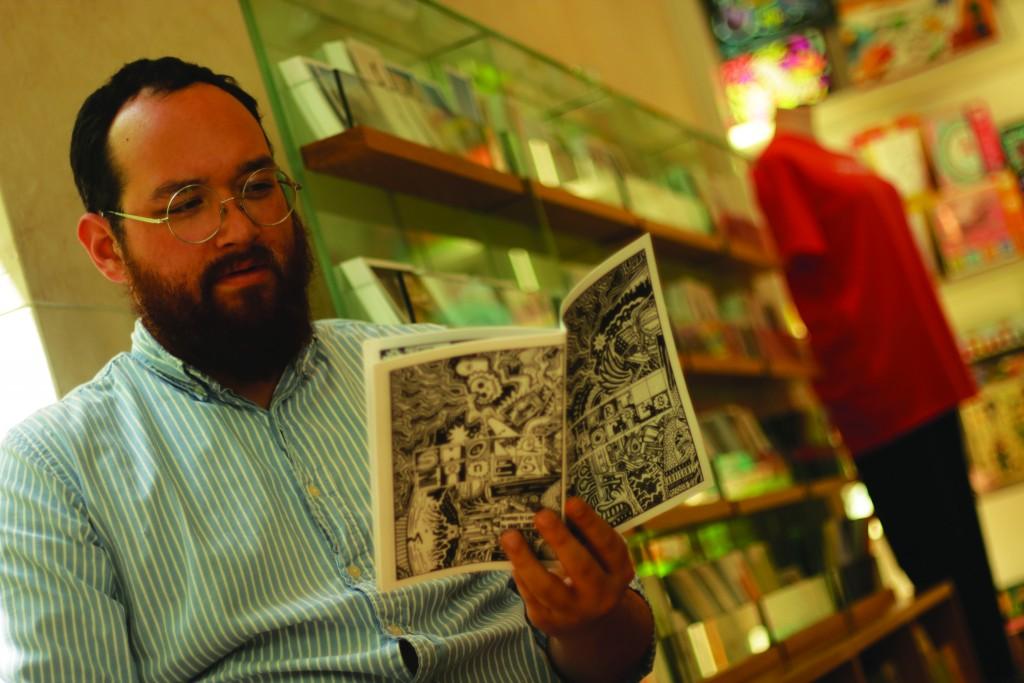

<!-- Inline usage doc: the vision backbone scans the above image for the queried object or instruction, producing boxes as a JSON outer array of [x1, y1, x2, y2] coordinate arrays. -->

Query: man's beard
[[124, 216, 314, 384]]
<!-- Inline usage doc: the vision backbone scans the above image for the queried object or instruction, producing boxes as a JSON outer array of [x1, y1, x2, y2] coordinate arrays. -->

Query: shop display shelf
[[726, 236, 780, 270], [636, 476, 849, 533], [301, 126, 526, 213], [766, 357, 820, 379], [639, 218, 725, 261], [522, 179, 639, 242], [683, 353, 766, 377]]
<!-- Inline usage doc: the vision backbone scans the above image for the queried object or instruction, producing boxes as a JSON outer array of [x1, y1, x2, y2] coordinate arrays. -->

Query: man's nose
[[213, 196, 260, 247]]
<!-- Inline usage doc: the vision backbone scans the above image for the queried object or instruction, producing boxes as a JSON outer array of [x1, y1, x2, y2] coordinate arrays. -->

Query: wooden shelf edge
[[726, 239, 781, 269], [302, 127, 526, 211], [807, 476, 853, 499], [705, 646, 785, 683], [640, 479, 840, 532], [683, 353, 766, 377], [756, 585, 954, 683], [779, 611, 850, 661], [766, 358, 819, 379], [640, 219, 724, 257], [848, 588, 897, 628], [527, 180, 639, 239], [638, 498, 735, 532], [733, 486, 808, 515]]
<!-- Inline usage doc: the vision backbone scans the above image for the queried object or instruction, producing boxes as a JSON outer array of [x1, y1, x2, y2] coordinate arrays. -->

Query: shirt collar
[[129, 319, 322, 406]]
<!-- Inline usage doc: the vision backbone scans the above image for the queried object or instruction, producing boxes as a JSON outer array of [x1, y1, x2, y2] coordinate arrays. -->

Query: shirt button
[[387, 624, 404, 637], [306, 484, 321, 498], [347, 564, 362, 579]]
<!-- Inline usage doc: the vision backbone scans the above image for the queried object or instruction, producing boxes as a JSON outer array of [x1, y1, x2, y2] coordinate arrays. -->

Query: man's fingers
[[533, 508, 611, 593], [500, 529, 574, 611], [565, 497, 634, 582]]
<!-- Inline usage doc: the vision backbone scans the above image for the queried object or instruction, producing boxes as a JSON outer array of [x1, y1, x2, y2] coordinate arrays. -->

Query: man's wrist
[[548, 589, 655, 683]]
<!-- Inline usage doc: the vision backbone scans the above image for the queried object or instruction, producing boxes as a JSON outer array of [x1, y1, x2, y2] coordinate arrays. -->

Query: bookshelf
[[239, 1, 937, 680], [634, 476, 852, 533], [301, 125, 784, 270]]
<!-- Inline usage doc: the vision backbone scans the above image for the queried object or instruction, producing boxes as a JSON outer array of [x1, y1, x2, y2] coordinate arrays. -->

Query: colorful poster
[[838, 0, 997, 85]]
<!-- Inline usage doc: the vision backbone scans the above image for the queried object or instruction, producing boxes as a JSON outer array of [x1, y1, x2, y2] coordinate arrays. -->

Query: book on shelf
[[664, 565, 723, 621], [344, 38, 429, 146], [276, 55, 347, 142], [364, 235, 712, 590]]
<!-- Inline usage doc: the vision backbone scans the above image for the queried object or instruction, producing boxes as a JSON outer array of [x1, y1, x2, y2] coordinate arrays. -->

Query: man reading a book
[[0, 57, 654, 682]]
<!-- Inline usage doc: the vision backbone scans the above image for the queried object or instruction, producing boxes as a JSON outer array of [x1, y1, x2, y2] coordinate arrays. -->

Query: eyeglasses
[[102, 167, 302, 244]]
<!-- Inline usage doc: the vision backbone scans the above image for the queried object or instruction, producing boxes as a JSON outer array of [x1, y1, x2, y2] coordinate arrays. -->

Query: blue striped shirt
[[0, 319, 568, 682]]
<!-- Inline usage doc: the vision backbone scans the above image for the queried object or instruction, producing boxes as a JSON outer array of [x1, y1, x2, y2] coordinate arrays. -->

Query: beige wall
[[0, 1, 280, 395], [440, 0, 726, 135]]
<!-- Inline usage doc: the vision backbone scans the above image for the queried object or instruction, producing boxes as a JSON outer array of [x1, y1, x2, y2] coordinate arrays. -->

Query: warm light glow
[[728, 121, 775, 152], [747, 625, 771, 653], [868, 517, 884, 541], [842, 481, 876, 520], [0, 307, 57, 438]]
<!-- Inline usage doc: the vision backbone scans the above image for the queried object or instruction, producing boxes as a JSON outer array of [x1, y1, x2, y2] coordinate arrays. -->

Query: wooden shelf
[[733, 485, 807, 516], [301, 127, 780, 273], [301, 126, 525, 213], [727, 237, 781, 270], [637, 476, 849, 532], [683, 353, 766, 377], [640, 219, 724, 261], [767, 357, 819, 379], [525, 180, 639, 242], [752, 584, 962, 683]]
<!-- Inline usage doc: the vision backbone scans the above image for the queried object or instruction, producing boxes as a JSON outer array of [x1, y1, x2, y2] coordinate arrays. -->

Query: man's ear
[[77, 213, 128, 284]]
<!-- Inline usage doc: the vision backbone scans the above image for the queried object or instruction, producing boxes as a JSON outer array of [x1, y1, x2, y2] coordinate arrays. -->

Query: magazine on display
[[364, 235, 712, 591]]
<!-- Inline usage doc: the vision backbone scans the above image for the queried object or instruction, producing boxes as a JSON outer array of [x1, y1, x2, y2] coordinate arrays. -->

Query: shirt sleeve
[[0, 431, 138, 681], [752, 152, 827, 264]]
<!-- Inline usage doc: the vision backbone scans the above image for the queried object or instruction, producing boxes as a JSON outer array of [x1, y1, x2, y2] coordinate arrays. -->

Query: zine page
[[560, 234, 711, 532], [367, 330, 566, 591]]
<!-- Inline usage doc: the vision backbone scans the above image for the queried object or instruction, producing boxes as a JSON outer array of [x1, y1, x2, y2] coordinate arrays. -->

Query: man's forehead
[[109, 83, 269, 191]]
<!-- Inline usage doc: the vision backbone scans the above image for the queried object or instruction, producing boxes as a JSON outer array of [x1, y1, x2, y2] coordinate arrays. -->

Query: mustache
[[200, 245, 281, 292]]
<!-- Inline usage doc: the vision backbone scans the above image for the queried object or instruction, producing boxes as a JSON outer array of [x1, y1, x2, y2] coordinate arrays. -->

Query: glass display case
[[240, 0, 781, 320], [236, 2, 977, 680]]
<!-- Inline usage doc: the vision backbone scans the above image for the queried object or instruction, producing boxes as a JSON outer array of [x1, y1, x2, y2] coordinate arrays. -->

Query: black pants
[[857, 409, 1017, 681]]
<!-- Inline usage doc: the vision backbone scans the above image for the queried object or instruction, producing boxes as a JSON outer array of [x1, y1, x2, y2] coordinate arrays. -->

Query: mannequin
[[753, 106, 1017, 681]]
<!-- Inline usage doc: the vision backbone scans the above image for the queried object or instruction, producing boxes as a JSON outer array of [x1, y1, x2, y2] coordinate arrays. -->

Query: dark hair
[[69, 57, 268, 239]]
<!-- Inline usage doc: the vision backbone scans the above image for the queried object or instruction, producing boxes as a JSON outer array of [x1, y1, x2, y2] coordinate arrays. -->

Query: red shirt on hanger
[[752, 131, 976, 454]]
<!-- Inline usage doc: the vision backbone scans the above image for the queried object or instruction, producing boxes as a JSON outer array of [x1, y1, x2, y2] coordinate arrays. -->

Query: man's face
[[108, 83, 312, 382]]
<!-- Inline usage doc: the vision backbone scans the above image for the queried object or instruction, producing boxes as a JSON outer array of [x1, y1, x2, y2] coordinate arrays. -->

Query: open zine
[[365, 235, 711, 591]]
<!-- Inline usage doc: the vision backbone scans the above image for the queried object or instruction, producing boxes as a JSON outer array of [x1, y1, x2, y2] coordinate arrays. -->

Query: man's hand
[[500, 497, 654, 683]]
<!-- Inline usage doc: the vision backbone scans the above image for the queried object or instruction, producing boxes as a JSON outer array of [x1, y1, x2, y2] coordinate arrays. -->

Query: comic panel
[[372, 334, 566, 588], [561, 236, 709, 531]]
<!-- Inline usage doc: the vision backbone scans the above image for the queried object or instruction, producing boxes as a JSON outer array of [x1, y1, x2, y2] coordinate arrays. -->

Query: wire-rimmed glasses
[[102, 167, 302, 244]]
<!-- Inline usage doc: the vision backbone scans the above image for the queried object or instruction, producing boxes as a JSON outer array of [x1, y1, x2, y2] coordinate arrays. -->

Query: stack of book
[[699, 405, 794, 500]]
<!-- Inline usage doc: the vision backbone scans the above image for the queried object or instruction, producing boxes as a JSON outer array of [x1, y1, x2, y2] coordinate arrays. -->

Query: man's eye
[[245, 181, 276, 197], [168, 195, 206, 215]]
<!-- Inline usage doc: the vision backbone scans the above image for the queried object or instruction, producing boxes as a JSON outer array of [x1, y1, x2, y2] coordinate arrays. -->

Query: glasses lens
[[242, 168, 296, 227], [166, 184, 221, 243]]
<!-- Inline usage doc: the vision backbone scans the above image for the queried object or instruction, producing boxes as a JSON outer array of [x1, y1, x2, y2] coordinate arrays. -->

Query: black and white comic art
[[561, 238, 706, 532], [367, 332, 566, 590], [365, 236, 710, 591]]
